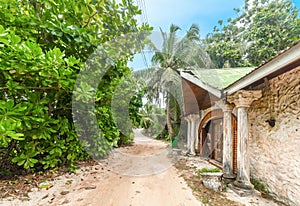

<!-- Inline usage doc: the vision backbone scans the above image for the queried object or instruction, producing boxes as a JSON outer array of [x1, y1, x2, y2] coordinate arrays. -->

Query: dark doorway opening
[[202, 118, 223, 163]]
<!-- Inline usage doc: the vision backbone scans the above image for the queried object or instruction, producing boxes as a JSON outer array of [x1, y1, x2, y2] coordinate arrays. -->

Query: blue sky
[[139, 0, 300, 37], [129, 0, 300, 69], [139, 0, 245, 37]]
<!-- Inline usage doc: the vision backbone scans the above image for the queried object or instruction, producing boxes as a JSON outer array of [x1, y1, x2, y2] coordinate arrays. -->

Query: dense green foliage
[[0, 0, 151, 171], [205, 0, 300, 68], [138, 103, 167, 138], [129, 86, 145, 128]]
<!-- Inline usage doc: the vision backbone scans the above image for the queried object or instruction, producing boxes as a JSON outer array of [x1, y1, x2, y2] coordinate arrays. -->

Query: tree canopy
[[204, 0, 300, 68]]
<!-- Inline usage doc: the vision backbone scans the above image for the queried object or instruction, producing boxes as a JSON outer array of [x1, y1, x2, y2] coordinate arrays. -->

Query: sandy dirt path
[[1, 129, 202, 206], [77, 129, 201, 206]]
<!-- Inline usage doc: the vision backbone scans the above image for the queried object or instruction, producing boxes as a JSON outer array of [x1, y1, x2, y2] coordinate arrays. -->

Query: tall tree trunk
[[166, 97, 174, 139]]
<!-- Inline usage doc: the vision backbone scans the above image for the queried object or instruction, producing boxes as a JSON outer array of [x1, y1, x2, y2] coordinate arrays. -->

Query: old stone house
[[180, 41, 300, 205]]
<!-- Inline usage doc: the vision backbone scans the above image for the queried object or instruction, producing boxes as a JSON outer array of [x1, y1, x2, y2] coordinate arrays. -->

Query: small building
[[180, 41, 300, 205]]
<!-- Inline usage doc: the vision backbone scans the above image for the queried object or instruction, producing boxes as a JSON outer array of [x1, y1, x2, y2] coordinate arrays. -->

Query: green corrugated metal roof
[[186, 67, 255, 90]]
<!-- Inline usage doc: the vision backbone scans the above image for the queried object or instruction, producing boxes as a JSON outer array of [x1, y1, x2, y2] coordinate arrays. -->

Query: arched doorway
[[198, 109, 237, 173]]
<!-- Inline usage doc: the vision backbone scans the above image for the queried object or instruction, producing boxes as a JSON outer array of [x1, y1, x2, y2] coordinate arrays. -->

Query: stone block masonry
[[248, 66, 300, 206]]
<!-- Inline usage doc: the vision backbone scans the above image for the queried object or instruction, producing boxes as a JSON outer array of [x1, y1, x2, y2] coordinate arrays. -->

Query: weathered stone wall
[[248, 66, 300, 206]]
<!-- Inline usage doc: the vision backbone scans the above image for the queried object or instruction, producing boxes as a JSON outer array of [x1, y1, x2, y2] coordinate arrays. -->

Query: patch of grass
[[65, 179, 73, 185], [251, 178, 268, 194], [38, 183, 52, 189], [197, 168, 221, 176], [202, 197, 209, 204]]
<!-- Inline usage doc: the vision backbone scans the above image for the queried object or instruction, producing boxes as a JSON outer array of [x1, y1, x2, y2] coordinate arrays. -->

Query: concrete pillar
[[184, 115, 192, 153], [190, 115, 196, 155], [228, 90, 262, 190], [194, 114, 201, 153], [189, 114, 201, 156], [184, 114, 200, 156], [215, 100, 235, 179]]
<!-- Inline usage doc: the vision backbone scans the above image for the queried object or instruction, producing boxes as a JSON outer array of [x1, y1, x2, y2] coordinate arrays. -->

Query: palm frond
[[185, 23, 200, 42]]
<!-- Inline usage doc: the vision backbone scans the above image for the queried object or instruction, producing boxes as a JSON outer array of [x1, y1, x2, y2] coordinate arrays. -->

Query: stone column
[[194, 114, 201, 152], [184, 114, 200, 156], [190, 115, 196, 155], [184, 115, 192, 154], [215, 100, 235, 179], [228, 90, 262, 190], [189, 114, 201, 156]]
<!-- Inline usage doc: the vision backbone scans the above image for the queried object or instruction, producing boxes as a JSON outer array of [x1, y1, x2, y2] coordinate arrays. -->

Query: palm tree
[[134, 24, 213, 139]]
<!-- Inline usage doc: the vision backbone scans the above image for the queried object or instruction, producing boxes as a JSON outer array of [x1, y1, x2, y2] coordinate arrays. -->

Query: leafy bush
[[0, 0, 151, 171]]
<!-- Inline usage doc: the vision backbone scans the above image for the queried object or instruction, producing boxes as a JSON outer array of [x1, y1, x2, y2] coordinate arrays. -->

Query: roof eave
[[224, 42, 300, 95], [180, 71, 222, 98]]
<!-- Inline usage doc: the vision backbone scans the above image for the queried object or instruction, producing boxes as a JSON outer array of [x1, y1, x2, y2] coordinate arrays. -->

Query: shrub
[[0, 0, 151, 171]]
